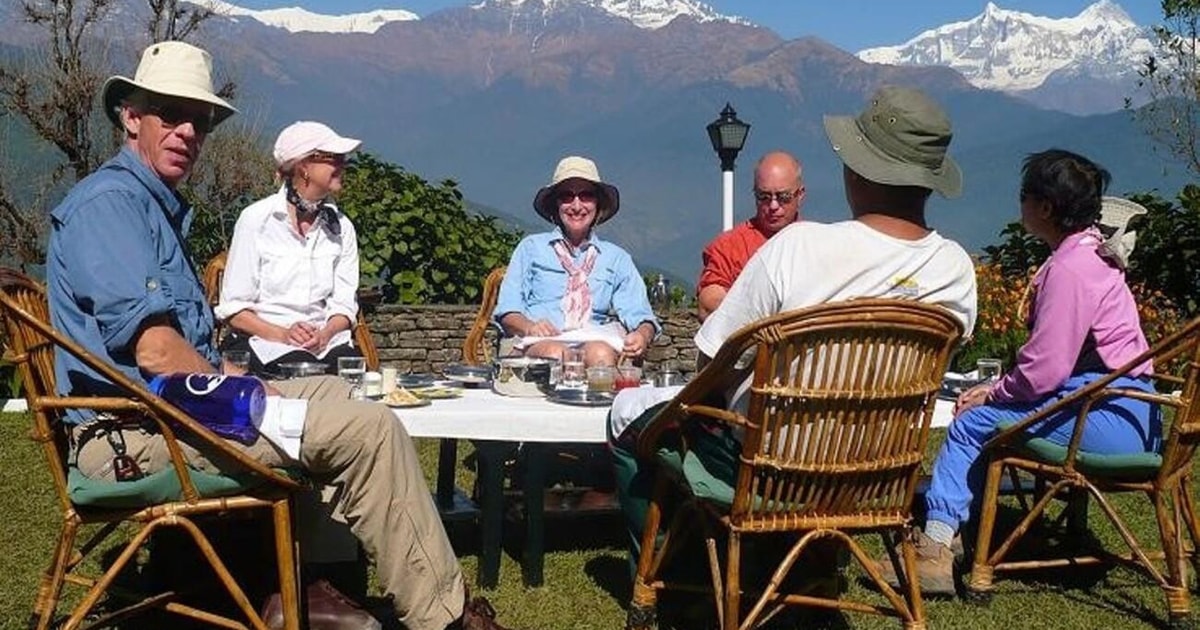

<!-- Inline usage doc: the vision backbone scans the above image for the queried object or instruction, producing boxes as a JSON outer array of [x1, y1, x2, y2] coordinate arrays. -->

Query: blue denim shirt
[[47, 147, 216, 423], [493, 229, 659, 335]]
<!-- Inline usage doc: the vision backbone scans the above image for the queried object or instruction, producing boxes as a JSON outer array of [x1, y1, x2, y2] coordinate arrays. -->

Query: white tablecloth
[[393, 387, 609, 443], [391, 387, 955, 444]]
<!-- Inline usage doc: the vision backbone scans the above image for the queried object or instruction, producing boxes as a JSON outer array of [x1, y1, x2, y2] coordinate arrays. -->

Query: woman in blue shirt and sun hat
[[494, 156, 659, 367]]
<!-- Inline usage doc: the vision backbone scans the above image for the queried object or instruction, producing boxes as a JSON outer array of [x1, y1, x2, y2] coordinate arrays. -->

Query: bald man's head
[[753, 151, 804, 235]]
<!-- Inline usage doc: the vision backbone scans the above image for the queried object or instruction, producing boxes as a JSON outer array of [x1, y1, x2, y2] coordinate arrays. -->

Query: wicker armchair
[[202, 250, 380, 371], [627, 299, 964, 630], [0, 268, 303, 630], [967, 315, 1200, 628]]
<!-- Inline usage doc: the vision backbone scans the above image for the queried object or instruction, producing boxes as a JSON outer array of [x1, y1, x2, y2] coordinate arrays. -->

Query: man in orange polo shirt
[[696, 151, 805, 321]]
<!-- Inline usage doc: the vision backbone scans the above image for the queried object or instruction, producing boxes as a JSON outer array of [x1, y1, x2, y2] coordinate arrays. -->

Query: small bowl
[[442, 363, 493, 386], [277, 361, 328, 379]]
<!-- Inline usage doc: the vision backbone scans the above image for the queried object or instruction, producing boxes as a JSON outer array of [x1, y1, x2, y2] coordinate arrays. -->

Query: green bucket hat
[[823, 85, 962, 198]]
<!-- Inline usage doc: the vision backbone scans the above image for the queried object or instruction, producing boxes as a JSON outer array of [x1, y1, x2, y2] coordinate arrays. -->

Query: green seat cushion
[[996, 420, 1162, 479], [68, 466, 265, 509], [655, 447, 737, 506]]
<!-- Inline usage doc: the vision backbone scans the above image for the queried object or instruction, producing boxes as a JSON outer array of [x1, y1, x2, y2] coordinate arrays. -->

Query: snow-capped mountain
[[195, 1, 419, 34], [857, 0, 1152, 103], [469, 0, 748, 30]]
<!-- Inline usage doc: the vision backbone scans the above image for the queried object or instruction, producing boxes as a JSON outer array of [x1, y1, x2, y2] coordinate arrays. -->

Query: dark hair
[[1020, 149, 1110, 234]]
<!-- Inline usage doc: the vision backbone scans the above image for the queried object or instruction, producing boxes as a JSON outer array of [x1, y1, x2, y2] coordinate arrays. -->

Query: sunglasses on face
[[145, 101, 216, 134], [753, 188, 802, 205], [307, 151, 348, 166], [557, 189, 597, 204]]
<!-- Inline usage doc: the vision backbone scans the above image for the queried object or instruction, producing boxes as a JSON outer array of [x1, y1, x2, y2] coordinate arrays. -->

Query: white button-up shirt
[[215, 187, 359, 330]]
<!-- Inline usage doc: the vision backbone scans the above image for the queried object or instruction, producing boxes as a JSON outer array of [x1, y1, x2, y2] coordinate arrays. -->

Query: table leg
[[521, 442, 547, 587], [436, 438, 458, 510], [473, 440, 505, 589]]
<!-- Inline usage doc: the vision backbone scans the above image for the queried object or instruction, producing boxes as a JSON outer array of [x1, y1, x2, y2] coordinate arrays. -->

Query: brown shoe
[[460, 595, 510, 630], [261, 579, 383, 630], [874, 529, 956, 596]]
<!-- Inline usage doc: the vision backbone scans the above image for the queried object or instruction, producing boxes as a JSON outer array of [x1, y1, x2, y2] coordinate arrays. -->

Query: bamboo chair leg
[[274, 499, 302, 630], [1156, 490, 1191, 623], [171, 517, 265, 628], [627, 476, 670, 630], [1178, 480, 1200, 565], [968, 459, 1007, 595], [64, 521, 162, 630], [723, 531, 740, 630], [31, 518, 79, 630], [899, 530, 927, 630]]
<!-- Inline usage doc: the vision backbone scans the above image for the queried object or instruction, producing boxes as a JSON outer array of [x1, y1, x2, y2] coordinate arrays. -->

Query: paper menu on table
[[514, 321, 625, 353]]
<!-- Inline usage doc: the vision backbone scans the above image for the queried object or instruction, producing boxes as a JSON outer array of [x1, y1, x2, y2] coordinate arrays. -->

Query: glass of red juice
[[615, 366, 642, 391]]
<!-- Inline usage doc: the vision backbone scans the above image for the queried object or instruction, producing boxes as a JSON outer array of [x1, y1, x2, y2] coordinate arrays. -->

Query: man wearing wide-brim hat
[[609, 86, 979, 588], [45, 41, 510, 630]]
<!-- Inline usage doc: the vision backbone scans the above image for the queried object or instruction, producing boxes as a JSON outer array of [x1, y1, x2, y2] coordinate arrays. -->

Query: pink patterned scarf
[[552, 240, 598, 331]]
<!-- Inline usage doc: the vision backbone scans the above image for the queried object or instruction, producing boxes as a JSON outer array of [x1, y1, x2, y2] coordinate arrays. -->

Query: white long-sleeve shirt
[[215, 187, 359, 330]]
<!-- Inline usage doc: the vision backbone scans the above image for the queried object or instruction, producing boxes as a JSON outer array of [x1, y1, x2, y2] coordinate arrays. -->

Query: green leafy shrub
[[337, 154, 522, 304]]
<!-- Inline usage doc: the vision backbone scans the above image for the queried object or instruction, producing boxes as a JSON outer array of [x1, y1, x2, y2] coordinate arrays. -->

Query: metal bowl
[[277, 361, 328, 379], [442, 363, 493, 386]]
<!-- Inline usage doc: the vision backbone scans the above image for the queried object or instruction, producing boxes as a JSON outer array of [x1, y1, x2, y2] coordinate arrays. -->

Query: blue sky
[[226, 1, 1164, 51]]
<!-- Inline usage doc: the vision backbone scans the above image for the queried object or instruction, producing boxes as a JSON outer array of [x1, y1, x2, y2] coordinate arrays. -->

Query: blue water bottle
[[148, 374, 265, 444]]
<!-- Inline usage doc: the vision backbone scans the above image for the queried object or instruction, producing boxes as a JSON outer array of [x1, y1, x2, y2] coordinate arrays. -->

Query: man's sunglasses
[[557, 189, 597, 204], [146, 102, 216, 134], [753, 188, 802, 205]]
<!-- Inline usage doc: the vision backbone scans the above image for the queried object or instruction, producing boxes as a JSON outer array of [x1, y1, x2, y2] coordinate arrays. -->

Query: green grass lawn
[[0, 411, 1189, 629]]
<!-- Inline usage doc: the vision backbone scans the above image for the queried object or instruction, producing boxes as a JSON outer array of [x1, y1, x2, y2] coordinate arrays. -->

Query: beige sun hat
[[532, 156, 621, 225], [823, 85, 962, 198], [101, 41, 236, 130]]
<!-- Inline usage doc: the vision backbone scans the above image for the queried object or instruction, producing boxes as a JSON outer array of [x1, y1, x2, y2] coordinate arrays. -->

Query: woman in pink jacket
[[897, 148, 1161, 594]]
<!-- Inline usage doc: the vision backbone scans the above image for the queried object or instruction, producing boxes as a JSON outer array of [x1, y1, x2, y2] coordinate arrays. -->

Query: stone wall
[[365, 305, 701, 377]]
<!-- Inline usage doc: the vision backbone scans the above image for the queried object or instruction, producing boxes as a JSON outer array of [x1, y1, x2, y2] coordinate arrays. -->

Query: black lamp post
[[706, 102, 750, 231]]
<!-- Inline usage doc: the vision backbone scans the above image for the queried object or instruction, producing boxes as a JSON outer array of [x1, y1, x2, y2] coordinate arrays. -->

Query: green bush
[[337, 154, 522, 304]]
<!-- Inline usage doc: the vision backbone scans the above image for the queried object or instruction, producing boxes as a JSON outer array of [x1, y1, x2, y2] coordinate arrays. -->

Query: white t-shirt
[[696, 220, 977, 357], [694, 220, 977, 415]]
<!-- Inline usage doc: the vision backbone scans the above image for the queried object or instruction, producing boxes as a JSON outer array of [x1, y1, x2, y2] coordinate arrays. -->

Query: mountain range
[[0, 0, 1188, 288]]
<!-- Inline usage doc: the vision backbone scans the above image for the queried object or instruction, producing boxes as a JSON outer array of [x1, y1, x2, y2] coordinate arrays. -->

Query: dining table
[[392, 385, 610, 588], [391, 384, 957, 588]]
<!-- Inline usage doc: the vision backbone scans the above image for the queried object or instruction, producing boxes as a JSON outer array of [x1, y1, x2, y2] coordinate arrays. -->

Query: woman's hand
[[622, 328, 651, 358], [525, 319, 559, 338], [954, 382, 994, 416], [285, 322, 320, 349]]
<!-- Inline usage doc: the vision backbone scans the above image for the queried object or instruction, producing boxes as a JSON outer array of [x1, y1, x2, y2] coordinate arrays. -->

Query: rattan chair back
[[0, 267, 302, 630], [630, 298, 963, 630], [461, 266, 506, 366]]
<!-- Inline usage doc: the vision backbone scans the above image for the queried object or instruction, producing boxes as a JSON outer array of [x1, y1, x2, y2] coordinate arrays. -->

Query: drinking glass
[[586, 366, 616, 393], [337, 357, 367, 399], [221, 349, 250, 375], [560, 346, 586, 391], [977, 358, 1003, 382]]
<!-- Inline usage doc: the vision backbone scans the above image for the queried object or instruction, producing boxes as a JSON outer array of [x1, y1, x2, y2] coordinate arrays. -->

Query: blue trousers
[[925, 373, 1161, 532]]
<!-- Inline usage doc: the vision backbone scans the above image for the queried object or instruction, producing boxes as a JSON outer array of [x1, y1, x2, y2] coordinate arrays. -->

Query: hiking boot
[[459, 595, 510, 630], [260, 579, 382, 630], [874, 529, 956, 596]]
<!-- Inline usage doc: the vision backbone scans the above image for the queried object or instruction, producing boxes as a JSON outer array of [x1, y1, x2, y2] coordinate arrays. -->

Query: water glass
[[221, 349, 250, 375], [586, 366, 616, 393], [560, 346, 586, 390], [337, 356, 367, 398], [977, 358, 1003, 382]]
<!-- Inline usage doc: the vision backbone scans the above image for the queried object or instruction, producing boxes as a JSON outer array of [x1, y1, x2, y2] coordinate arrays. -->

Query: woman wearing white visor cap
[[215, 121, 365, 377]]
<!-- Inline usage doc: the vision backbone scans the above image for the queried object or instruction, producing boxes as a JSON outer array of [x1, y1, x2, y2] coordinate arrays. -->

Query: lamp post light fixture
[[706, 102, 751, 231]]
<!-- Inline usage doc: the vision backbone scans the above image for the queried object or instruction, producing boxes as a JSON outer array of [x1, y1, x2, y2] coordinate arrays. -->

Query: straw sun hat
[[101, 41, 236, 130], [532, 156, 621, 225], [823, 85, 962, 198]]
